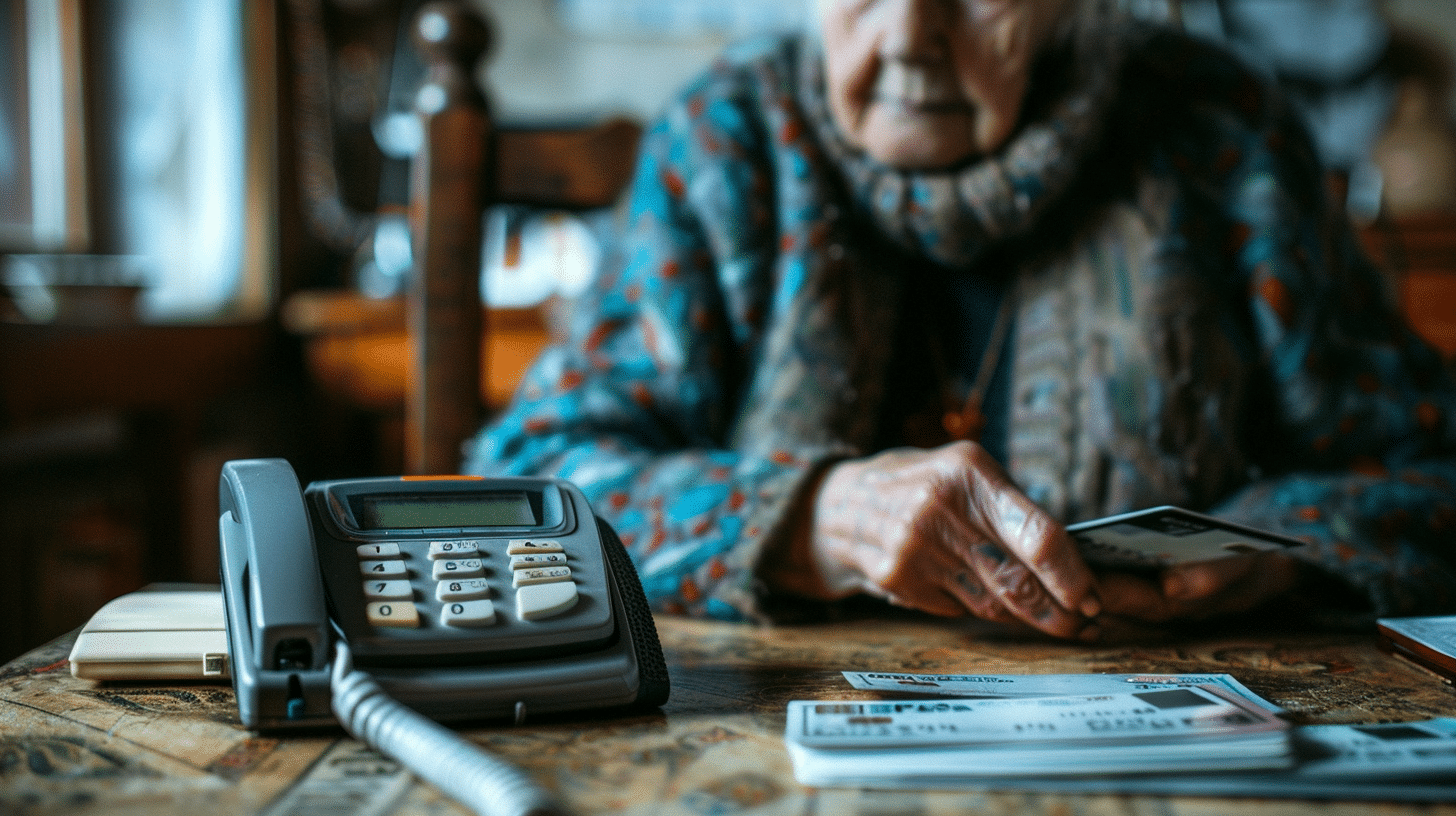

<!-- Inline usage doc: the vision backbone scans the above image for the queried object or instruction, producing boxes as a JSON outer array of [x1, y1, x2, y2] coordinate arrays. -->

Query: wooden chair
[[287, 0, 641, 475]]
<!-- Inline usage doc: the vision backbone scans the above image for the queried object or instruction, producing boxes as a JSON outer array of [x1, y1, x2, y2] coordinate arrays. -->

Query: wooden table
[[3, 613, 1456, 815]]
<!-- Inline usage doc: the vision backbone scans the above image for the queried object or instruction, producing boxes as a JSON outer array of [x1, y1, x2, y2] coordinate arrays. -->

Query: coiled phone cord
[[330, 642, 568, 816]]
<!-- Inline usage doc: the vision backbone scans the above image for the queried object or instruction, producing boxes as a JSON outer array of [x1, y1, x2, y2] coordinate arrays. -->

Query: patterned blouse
[[466, 25, 1456, 627]]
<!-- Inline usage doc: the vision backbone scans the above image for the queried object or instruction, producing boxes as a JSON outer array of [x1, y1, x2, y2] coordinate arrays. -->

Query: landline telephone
[[218, 458, 669, 816]]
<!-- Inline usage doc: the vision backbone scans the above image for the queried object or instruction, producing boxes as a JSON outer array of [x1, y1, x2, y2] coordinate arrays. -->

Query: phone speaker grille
[[596, 517, 671, 707]]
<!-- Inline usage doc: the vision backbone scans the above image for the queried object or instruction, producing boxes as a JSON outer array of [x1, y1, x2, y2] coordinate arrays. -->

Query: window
[[2, 0, 276, 323]]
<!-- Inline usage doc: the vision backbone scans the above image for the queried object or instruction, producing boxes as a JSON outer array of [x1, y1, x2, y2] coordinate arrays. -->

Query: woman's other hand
[[775, 441, 1103, 640], [1093, 553, 1305, 631]]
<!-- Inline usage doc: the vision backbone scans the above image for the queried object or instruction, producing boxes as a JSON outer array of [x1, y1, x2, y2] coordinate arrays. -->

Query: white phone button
[[363, 579, 413, 600], [357, 543, 401, 559], [509, 553, 567, 570], [361, 559, 408, 578], [441, 599, 496, 627], [516, 581, 578, 621], [436, 578, 491, 601], [512, 566, 572, 587], [428, 540, 481, 559], [431, 558, 484, 580], [506, 539, 564, 555], [366, 601, 420, 627]]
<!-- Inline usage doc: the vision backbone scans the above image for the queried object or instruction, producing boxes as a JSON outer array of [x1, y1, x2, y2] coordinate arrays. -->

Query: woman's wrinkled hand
[[789, 441, 1104, 640]]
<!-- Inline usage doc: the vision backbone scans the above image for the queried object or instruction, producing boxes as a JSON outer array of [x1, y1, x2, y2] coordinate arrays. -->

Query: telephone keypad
[[352, 535, 582, 632], [430, 558, 484, 580]]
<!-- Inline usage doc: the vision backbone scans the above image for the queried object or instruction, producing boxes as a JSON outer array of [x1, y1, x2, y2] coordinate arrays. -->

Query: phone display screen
[[351, 492, 539, 530]]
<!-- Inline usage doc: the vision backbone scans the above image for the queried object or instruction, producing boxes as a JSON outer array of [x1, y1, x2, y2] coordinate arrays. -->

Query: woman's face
[[818, 0, 1068, 169]]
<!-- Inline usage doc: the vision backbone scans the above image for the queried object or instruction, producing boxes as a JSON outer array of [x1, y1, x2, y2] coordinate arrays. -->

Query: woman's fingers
[[922, 537, 1051, 627], [948, 442, 1102, 623], [950, 536, 1091, 638], [812, 442, 1102, 638], [985, 491, 1102, 618], [804, 441, 1132, 640], [799, 442, 1305, 640]]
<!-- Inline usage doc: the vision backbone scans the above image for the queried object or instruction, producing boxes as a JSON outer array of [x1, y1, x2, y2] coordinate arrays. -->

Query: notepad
[[68, 589, 230, 680]]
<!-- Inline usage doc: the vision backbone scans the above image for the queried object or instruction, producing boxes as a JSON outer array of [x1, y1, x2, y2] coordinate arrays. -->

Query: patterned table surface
[[4, 612, 1456, 815]]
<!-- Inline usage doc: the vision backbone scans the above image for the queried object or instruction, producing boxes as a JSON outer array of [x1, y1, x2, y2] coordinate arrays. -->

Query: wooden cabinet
[[0, 321, 273, 661]]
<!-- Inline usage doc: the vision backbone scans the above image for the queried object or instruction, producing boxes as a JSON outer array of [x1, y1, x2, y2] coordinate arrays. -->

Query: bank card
[[841, 671, 1281, 712], [784, 686, 1294, 782], [1067, 506, 1305, 571], [790, 685, 1284, 750]]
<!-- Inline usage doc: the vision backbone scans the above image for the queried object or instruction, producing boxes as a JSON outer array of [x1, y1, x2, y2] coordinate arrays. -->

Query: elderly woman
[[465, 0, 1456, 639]]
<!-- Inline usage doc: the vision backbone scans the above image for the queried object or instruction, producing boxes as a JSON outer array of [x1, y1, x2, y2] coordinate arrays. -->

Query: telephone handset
[[218, 458, 669, 731]]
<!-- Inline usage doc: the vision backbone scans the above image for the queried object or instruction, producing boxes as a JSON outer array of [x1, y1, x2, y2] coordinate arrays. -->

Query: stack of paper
[[785, 686, 1294, 787]]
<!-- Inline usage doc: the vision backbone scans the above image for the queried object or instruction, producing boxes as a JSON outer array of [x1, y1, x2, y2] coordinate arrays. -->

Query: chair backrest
[[406, 1, 640, 474]]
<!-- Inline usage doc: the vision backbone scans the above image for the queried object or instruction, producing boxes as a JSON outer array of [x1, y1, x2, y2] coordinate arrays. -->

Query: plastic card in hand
[[1067, 506, 1305, 571], [69, 589, 229, 680]]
